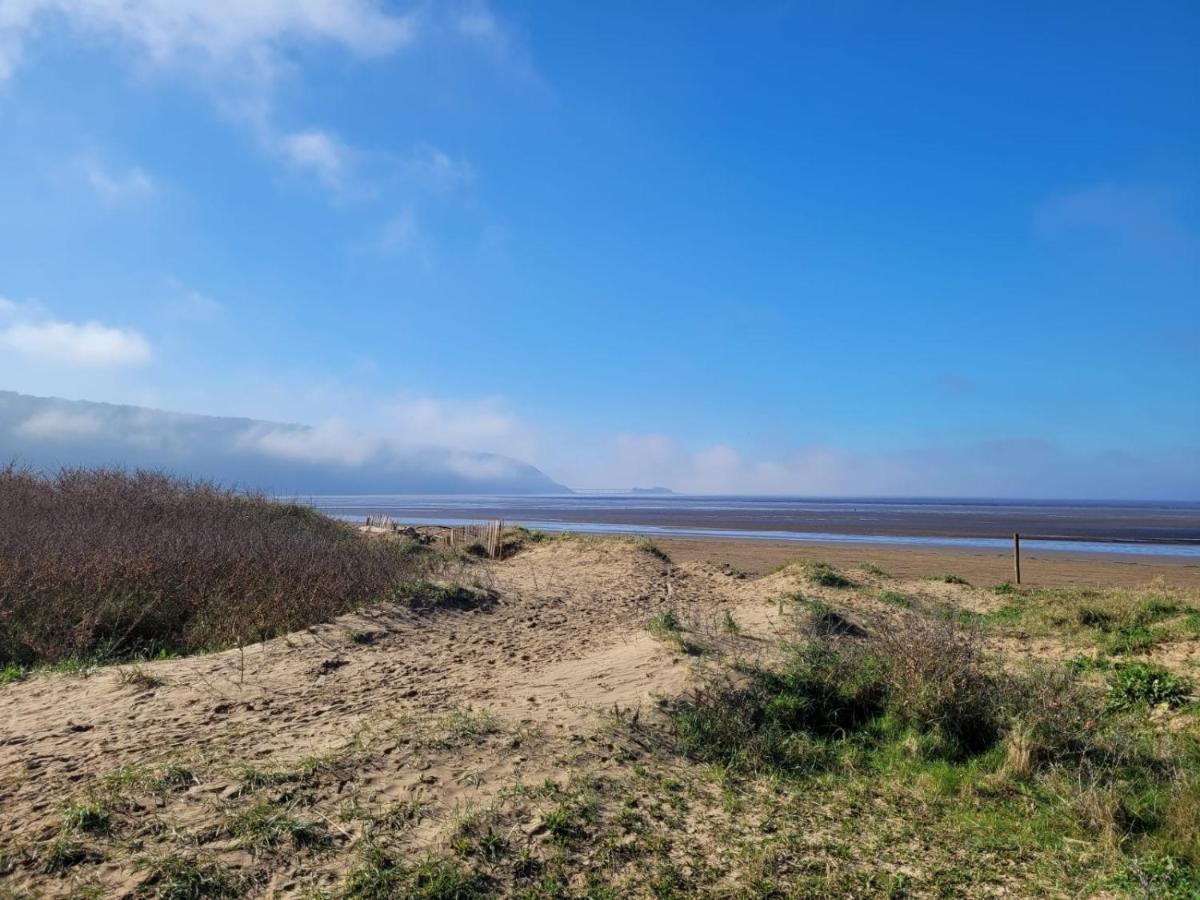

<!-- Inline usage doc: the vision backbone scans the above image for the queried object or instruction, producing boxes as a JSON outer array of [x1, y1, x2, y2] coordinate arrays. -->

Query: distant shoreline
[[654, 535, 1200, 590], [343, 514, 1200, 560], [304, 494, 1200, 556]]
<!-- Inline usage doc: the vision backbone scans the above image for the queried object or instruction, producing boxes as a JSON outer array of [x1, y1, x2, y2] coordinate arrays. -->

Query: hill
[[0, 391, 567, 494]]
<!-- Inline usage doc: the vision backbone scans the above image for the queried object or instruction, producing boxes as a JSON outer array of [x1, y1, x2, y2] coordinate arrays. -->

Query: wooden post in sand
[[1013, 532, 1021, 585]]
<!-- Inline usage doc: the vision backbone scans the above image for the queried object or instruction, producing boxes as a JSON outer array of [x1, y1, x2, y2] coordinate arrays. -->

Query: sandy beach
[[658, 535, 1200, 588]]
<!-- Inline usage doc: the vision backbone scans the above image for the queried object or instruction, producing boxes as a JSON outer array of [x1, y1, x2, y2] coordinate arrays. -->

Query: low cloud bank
[[554, 433, 1199, 501], [0, 391, 566, 495]]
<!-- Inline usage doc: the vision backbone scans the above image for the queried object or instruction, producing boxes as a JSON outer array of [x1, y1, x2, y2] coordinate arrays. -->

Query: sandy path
[[0, 540, 734, 855]]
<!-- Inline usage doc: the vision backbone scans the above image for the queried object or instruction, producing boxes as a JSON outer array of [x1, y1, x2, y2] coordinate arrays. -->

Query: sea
[[295, 495, 1200, 560]]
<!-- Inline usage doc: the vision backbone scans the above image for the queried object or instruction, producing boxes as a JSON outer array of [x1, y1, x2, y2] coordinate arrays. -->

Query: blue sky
[[0, 1, 1197, 497]]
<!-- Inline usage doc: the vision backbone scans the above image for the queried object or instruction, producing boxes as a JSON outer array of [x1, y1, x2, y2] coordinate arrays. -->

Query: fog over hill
[[0, 391, 567, 495]]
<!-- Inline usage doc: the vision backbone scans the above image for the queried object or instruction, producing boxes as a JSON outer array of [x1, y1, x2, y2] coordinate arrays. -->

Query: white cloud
[[80, 157, 155, 201], [406, 143, 475, 191], [0, 297, 151, 367], [382, 394, 535, 457], [275, 136, 475, 200], [451, 1, 542, 87], [234, 415, 534, 480], [0, 0, 416, 83], [611, 433, 678, 469], [15, 408, 104, 438], [455, 7, 502, 42], [230, 391, 535, 468], [277, 128, 350, 187], [0, 1, 417, 192], [0, 320, 152, 366], [236, 420, 378, 466], [445, 450, 524, 481], [544, 431, 1200, 499], [1, 2, 531, 201]]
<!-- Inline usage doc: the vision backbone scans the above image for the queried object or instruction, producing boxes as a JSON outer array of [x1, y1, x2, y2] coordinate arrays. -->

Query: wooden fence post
[[1013, 532, 1021, 585]]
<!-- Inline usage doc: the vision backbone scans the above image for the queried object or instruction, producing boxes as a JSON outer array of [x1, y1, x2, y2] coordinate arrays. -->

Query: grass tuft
[[805, 562, 855, 589], [632, 537, 671, 563], [61, 801, 111, 836], [648, 607, 705, 655], [116, 664, 164, 690], [135, 853, 247, 899], [878, 590, 913, 609], [227, 800, 332, 854], [397, 581, 495, 613], [1107, 663, 1193, 710], [343, 846, 491, 899], [648, 608, 682, 636], [934, 574, 970, 586]]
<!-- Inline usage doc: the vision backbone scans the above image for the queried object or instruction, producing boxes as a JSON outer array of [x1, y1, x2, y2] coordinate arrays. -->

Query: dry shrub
[[670, 636, 887, 774], [1073, 771, 1128, 850], [1000, 664, 1095, 777], [0, 466, 430, 666], [873, 616, 1002, 754], [1161, 774, 1200, 865]]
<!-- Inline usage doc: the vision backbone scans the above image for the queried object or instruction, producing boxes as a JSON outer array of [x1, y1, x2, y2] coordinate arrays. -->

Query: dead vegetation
[[0, 466, 432, 671]]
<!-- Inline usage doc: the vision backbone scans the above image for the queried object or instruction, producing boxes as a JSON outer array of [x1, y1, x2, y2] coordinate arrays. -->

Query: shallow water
[[294, 495, 1200, 560]]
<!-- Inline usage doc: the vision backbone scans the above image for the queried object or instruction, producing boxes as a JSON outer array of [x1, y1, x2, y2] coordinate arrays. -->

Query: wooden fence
[[445, 520, 505, 559]]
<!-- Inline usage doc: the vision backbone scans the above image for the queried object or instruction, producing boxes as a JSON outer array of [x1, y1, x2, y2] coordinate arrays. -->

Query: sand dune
[[1, 535, 1196, 897]]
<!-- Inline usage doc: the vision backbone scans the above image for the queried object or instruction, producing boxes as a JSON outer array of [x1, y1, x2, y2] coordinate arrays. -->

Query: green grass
[[1066, 653, 1114, 673], [98, 762, 195, 797], [227, 800, 331, 854], [932, 574, 970, 586], [135, 853, 248, 899], [1182, 612, 1200, 637], [878, 590, 913, 609], [429, 707, 501, 749], [541, 795, 599, 847], [343, 847, 492, 899], [805, 562, 855, 589], [1107, 663, 1193, 710], [61, 801, 111, 836], [39, 836, 90, 873], [983, 601, 1026, 625], [632, 537, 671, 562], [721, 610, 740, 634], [116, 664, 165, 690], [0, 646, 183, 687], [647, 607, 705, 655], [660, 613, 1200, 895], [981, 585, 1200, 656], [648, 607, 682, 636], [450, 810, 508, 861], [396, 581, 495, 613]]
